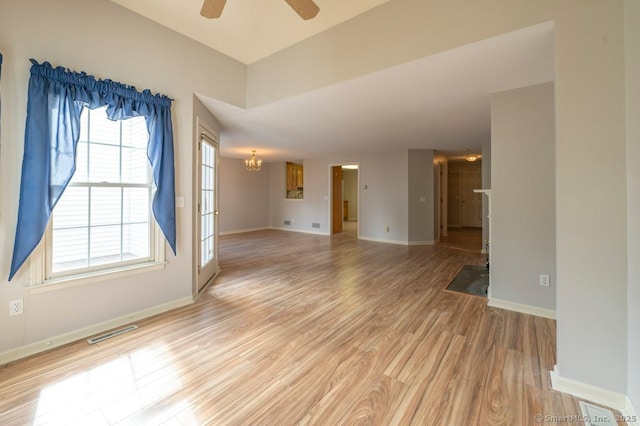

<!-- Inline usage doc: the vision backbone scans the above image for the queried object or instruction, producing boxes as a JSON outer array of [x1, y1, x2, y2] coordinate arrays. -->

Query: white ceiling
[[109, 0, 554, 163], [110, 0, 391, 65], [199, 22, 554, 162]]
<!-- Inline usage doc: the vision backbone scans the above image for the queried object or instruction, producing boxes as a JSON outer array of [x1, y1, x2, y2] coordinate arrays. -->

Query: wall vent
[[578, 401, 616, 425], [87, 325, 138, 344], [312, 223, 320, 228], [284, 220, 292, 225]]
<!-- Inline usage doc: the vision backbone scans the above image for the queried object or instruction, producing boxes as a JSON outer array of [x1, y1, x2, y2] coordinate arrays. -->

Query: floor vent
[[578, 401, 616, 425], [312, 223, 320, 228], [87, 325, 138, 345], [284, 220, 291, 225]]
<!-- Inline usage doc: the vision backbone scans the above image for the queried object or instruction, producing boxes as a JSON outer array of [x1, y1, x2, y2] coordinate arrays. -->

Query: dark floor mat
[[446, 265, 489, 297]]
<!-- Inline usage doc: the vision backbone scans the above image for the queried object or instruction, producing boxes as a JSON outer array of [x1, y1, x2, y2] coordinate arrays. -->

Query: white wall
[[481, 139, 492, 248], [625, 0, 640, 411], [219, 157, 270, 234], [553, 4, 627, 395], [268, 160, 327, 234], [348, 150, 409, 242], [268, 151, 409, 243], [490, 83, 556, 312], [408, 149, 435, 244], [0, 0, 246, 354], [267, 150, 441, 245], [247, 0, 547, 108]]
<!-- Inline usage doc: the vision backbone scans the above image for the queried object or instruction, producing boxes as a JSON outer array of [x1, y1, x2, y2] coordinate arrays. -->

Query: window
[[38, 106, 163, 283], [10, 60, 175, 284]]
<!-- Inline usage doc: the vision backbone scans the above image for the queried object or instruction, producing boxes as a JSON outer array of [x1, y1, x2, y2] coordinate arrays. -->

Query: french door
[[197, 131, 219, 291]]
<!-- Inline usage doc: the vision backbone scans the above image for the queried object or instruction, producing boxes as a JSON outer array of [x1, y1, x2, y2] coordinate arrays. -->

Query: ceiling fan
[[200, 0, 320, 20]]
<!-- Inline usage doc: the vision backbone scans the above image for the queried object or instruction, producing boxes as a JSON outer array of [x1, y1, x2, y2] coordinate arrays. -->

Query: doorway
[[447, 161, 483, 228], [331, 164, 359, 236], [443, 160, 483, 251], [461, 169, 482, 227], [195, 120, 220, 293]]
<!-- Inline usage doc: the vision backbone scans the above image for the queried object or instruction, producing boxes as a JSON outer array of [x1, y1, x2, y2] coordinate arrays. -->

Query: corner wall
[[408, 149, 435, 244], [219, 158, 270, 234], [553, 2, 627, 394], [433, 152, 448, 242], [481, 139, 492, 249], [490, 83, 556, 312], [625, 0, 640, 411]]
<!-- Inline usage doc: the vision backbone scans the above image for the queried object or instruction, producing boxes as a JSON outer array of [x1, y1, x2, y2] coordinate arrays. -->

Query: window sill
[[28, 261, 167, 295]]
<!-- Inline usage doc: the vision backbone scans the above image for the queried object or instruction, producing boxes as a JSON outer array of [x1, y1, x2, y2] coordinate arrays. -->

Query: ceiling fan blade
[[284, 0, 319, 20], [200, 0, 227, 19]]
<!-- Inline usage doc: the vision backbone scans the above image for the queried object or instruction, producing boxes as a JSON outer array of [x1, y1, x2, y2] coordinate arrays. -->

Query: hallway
[[438, 227, 483, 252]]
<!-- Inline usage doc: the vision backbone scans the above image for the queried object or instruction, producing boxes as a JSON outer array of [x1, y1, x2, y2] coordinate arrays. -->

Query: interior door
[[447, 169, 461, 227], [461, 168, 482, 227], [332, 166, 343, 234], [197, 132, 219, 291]]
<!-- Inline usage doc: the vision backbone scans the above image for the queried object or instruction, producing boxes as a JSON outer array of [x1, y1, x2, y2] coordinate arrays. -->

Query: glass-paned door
[[198, 133, 219, 290]]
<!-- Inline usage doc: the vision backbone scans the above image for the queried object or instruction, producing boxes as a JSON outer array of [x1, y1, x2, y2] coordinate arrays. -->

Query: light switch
[[175, 196, 185, 208]]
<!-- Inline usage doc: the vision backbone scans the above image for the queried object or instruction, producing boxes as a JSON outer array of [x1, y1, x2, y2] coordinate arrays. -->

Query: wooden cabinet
[[286, 162, 303, 192]]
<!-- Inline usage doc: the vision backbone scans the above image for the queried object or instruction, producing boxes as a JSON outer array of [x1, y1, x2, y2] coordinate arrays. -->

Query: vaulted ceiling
[[111, 0, 391, 64], [110, 1, 554, 162]]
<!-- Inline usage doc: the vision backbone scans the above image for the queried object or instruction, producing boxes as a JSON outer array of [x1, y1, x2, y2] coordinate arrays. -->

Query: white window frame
[[28, 225, 165, 294], [28, 109, 166, 294]]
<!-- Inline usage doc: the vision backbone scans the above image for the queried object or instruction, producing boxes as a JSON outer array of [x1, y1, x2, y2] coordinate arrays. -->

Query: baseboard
[[358, 236, 408, 245], [269, 226, 329, 236], [408, 240, 436, 246], [624, 397, 639, 426], [0, 296, 194, 365], [219, 227, 268, 236], [225, 228, 434, 245], [551, 366, 638, 424], [358, 236, 435, 246], [487, 297, 556, 319]]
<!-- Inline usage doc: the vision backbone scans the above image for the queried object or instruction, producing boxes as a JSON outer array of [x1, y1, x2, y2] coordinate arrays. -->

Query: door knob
[[214, 211, 220, 215]]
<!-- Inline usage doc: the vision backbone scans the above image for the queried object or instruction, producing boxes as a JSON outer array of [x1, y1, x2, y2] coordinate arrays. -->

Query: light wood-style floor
[[438, 227, 484, 253], [0, 230, 624, 425]]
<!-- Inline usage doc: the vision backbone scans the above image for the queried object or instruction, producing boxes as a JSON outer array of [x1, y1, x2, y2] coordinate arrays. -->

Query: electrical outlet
[[539, 274, 550, 287], [9, 299, 24, 316]]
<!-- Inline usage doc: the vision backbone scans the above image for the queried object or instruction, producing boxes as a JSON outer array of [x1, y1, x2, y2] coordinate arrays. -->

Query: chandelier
[[245, 150, 262, 172]]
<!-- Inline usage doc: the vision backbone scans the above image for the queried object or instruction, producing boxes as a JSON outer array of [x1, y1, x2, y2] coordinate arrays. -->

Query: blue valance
[[9, 60, 176, 281]]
